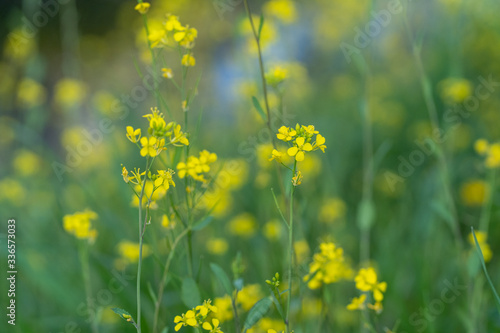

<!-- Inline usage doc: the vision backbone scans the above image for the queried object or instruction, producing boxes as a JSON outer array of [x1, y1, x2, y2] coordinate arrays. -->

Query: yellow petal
[[287, 147, 298, 156]]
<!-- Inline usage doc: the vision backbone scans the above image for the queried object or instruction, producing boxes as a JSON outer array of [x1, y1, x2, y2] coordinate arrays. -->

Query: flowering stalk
[[136, 157, 151, 333]]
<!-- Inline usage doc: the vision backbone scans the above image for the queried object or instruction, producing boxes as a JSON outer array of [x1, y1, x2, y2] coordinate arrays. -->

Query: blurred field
[[2, 0, 500, 332]]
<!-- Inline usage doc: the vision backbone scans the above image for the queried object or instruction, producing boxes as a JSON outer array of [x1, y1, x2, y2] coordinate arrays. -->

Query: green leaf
[[181, 277, 201, 308], [147, 281, 158, 305], [192, 215, 214, 231], [471, 227, 500, 312], [270, 292, 285, 322], [252, 96, 266, 122], [257, 14, 265, 40], [243, 297, 273, 331], [210, 263, 233, 295], [111, 307, 135, 325]]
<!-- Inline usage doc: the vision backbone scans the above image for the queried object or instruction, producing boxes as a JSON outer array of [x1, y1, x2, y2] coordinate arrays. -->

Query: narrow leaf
[[243, 297, 273, 330], [192, 215, 214, 231], [210, 263, 233, 295], [471, 227, 500, 311], [111, 307, 135, 325], [252, 96, 267, 121], [257, 14, 265, 40], [181, 277, 201, 308]]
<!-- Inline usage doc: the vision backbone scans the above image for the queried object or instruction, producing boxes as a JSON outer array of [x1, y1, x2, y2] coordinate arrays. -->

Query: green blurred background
[[1, 0, 500, 332]]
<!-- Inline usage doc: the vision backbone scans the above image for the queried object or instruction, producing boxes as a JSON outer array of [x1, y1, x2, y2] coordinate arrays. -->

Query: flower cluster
[[126, 108, 189, 158], [474, 139, 500, 168], [145, 12, 198, 66], [347, 267, 387, 313], [174, 300, 222, 332], [272, 124, 326, 162], [303, 242, 352, 289], [63, 210, 98, 243], [177, 150, 217, 182]]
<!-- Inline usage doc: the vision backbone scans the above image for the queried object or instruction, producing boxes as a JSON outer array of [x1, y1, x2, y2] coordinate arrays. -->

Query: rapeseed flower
[[63, 210, 98, 243], [304, 242, 352, 289], [134, 2, 150, 14]]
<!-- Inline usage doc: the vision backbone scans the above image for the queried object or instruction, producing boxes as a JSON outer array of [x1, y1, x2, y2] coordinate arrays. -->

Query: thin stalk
[[242, 0, 287, 201], [285, 161, 297, 333], [136, 158, 151, 333], [79, 241, 98, 333], [231, 290, 241, 333], [152, 228, 190, 333], [404, 14, 463, 249]]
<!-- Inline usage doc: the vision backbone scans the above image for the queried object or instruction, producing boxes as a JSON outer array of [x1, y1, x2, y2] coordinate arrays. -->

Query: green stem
[[152, 228, 189, 333], [286, 161, 297, 333], [79, 241, 99, 333], [136, 158, 151, 333]]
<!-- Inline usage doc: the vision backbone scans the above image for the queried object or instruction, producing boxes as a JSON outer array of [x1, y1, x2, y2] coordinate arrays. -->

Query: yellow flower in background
[[214, 295, 233, 322], [265, 66, 287, 86], [294, 239, 310, 265], [54, 78, 88, 109], [13, 149, 41, 177], [346, 294, 366, 311], [439, 78, 472, 104], [161, 214, 176, 229], [165, 14, 183, 31], [304, 242, 352, 289], [460, 180, 489, 207], [162, 67, 174, 79], [0, 179, 26, 205], [134, 2, 150, 14], [174, 300, 219, 331], [468, 231, 492, 262], [263, 219, 283, 241], [126, 126, 141, 143], [171, 124, 190, 146], [354, 267, 387, 302], [263, 0, 297, 24], [140, 136, 158, 157], [92, 90, 116, 116], [228, 213, 257, 238], [174, 25, 198, 48], [269, 149, 284, 163], [248, 318, 285, 333], [474, 139, 489, 155], [148, 27, 167, 48], [117, 240, 151, 264], [182, 54, 196, 67], [17, 78, 47, 109], [319, 198, 346, 224], [63, 210, 98, 243], [238, 284, 264, 311], [206, 238, 229, 255], [177, 151, 217, 182]]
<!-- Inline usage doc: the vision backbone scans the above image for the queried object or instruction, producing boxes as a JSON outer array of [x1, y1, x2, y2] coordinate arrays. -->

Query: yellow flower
[[13, 149, 41, 176], [319, 198, 346, 224], [347, 294, 366, 311], [170, 124, 189, 146], [162, 68, 174, 79], [228, 213, 257, 238], [303, 242, 352, 289], [313, 134, 326, 152], [265, 66, 287, 86], [287, 137, 313, 162], [63, 210, 98, 243], [182, 54, 196, 67], [54, 78, 87, 109], [126, 126, 141, 143], [154, 169, 176, 191], [276, 126, 296, 141], [439, 78, 472, 104], [263, 0, 297, 24], [134, 2, 150, 14], [143, 107, 168, 136], [117, 240, 151, 264], [174, 25, 198, 48], [460, 180, 489, 207], [202, 318, 222, 333], [140, 136, 158, 157], [354, 267, 387, 302], [269, 149, 284, 163], [165, 14, 183, 31], [17, 78, 47, 109], [122, 166, 130, 183], [206, 238, 229, 255], [475, 139, 489, 155], [214, 295, 233, 323], [468, 231, 493, 262], [486, 143, 500, 168], [174, 310, 197, 331], [238, 284, 264, 311], [263, 219, 283, 241]]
